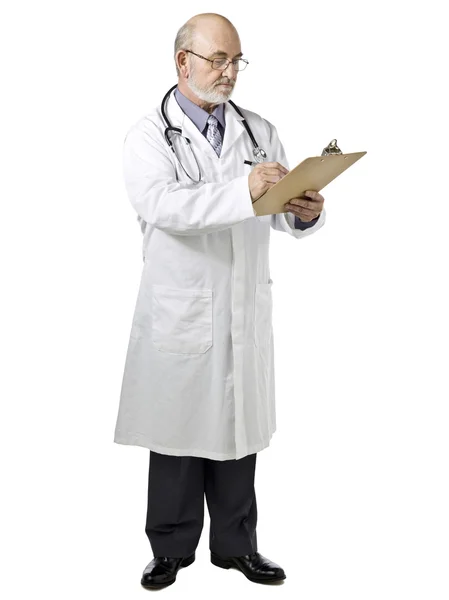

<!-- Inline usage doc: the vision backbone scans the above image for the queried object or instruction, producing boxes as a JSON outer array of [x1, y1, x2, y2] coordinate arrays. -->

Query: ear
[[176, 50, 189, 78]]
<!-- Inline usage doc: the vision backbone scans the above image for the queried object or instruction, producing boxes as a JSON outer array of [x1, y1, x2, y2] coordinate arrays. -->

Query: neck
[[177, 80, 219, 114]]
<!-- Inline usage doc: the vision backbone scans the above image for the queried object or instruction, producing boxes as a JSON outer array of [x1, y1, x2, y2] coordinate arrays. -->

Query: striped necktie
[[206, 114, 223, 157]]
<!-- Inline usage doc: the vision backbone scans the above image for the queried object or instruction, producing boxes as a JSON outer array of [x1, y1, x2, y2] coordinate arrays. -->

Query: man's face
[[186, 39, 241, 104]]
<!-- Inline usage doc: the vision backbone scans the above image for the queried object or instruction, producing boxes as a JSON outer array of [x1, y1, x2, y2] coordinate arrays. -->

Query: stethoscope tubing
[[160, 84, 267, 181]]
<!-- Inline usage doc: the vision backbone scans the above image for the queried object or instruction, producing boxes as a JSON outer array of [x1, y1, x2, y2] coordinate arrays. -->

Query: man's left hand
[[284, 190, 325, 222]]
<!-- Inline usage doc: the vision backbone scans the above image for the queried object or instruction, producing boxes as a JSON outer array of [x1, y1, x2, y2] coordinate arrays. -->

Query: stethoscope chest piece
[[253, 147, 267, 163]]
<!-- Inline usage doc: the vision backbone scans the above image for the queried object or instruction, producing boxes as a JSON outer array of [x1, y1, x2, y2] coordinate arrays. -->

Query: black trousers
[[145, 450, 258, 558]]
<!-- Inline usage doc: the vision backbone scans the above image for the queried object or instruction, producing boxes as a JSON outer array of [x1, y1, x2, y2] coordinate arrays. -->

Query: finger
[[276, 164, 289, 176], [288, 198, 314, 208], [259, 167, 288, 177], [304, 190, 324, 202], [258, 163, 289, 176], [290, 212, 319, 222], [263, 174, 286, 184], [292, 193, 323, 205], [286, 205, 318, 219], [261, 167, 289, 180]]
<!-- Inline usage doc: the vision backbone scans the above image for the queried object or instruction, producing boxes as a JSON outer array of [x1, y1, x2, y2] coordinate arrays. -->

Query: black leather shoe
[[141, 552, 195, 589], [210, 551, 286, 583]]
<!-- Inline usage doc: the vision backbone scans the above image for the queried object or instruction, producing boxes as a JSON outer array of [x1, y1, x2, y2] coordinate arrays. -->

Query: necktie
[[206, 114, 223, 157]]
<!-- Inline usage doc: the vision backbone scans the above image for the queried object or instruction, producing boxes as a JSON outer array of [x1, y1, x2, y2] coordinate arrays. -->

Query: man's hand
[[284, 191, 324, 222], [248, 162, 289, 201]]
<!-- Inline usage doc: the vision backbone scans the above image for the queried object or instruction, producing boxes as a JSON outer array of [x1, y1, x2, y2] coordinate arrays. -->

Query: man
[[114, 12, 326, 589]]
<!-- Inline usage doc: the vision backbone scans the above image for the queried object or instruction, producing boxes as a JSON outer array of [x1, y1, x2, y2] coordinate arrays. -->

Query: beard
[[187, 62, 235, 104]]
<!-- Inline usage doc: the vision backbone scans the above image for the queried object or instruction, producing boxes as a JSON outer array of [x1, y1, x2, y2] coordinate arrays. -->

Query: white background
[[1, 1, 448, 598]]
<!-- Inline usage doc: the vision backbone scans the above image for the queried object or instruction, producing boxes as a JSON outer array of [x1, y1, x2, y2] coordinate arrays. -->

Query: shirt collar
[[174, 86, 226, 133]]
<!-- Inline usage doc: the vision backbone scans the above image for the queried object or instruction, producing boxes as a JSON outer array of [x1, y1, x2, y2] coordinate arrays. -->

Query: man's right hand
[[248, 162, 289, 202]]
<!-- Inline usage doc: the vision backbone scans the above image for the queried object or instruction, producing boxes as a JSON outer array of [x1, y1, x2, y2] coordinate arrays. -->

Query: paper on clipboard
[[252, 151, 367, 216]]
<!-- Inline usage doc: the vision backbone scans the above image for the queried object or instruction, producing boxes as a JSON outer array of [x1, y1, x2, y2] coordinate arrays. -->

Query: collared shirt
[[174, 86, 225, 149], [174, 86, 319, 229]]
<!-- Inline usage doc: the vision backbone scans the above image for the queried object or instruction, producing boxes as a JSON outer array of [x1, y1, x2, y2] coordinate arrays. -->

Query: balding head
[[174, 13, 240, 77]]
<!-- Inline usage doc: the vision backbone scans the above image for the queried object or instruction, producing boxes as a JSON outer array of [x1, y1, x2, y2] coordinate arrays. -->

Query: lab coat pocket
[[152, 285, 213, 354], [254, 279, 273, 348]]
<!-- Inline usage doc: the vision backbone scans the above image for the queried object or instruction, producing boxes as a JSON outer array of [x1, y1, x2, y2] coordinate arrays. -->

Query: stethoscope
[[161, 83, 267, 183]]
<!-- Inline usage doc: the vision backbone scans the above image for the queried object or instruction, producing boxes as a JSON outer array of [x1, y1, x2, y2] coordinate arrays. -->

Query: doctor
[[114, 12, 326, 589]]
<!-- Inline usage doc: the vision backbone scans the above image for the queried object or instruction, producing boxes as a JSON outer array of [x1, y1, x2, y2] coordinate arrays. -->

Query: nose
[[222, 61, 237, 79]]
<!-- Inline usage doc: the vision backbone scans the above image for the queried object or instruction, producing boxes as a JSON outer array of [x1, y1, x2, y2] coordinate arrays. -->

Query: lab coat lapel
[[166, 90, 246, 161], [220, 101, 246, 158]]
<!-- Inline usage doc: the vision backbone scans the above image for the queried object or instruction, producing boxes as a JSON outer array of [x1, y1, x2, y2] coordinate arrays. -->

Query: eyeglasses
[[183, 49, 249, 71]]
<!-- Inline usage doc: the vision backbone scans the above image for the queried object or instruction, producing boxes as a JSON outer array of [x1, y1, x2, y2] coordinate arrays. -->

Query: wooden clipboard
[[252, 151, 367, 216]]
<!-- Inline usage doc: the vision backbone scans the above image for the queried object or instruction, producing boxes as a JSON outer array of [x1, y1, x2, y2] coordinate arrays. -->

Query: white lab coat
[[113, 88, 326, 460]]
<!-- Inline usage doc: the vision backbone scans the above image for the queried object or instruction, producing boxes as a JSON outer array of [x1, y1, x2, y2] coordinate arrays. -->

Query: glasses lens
[[212, 58, 248, 71], [213, 58, 228, 69], [235, 59, 247, 71]]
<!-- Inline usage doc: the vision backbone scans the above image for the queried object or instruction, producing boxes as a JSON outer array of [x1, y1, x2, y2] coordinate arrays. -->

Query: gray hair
[[174, 23, 195, 77]]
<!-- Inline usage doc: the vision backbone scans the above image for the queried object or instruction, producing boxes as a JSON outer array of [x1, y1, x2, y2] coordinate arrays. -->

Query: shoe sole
[[210, 552, 286, 584], [141, 552, 195, 589]]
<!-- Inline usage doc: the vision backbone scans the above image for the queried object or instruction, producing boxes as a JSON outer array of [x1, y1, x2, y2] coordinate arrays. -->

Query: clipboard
[[252, 149, 367, 217]]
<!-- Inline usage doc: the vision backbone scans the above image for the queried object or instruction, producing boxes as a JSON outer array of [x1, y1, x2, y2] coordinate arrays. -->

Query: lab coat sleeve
[[265, 120, 326, 239], [123, 122, 256, 236]]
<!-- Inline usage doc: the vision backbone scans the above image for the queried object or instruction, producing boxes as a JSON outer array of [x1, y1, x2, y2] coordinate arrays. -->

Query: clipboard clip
[[321, 139, 342, 156]]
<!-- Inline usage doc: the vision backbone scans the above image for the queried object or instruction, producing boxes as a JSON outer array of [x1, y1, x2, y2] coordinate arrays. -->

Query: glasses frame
[[183, 49, 249, 71]]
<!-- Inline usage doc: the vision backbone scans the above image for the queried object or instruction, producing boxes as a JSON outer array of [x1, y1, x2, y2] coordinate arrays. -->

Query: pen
[[244, 160, 255, 166]]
